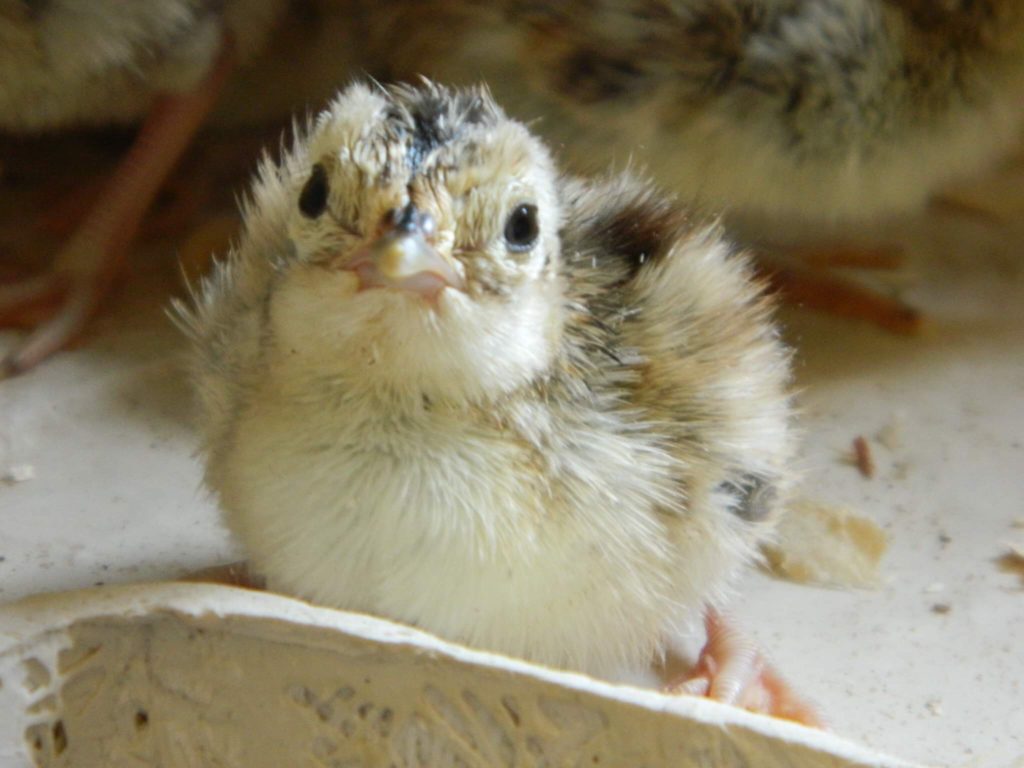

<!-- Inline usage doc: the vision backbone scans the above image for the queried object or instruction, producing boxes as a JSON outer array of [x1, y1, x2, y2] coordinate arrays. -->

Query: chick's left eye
[[298, 163, 329, 219], [504, 204, 539, 252]]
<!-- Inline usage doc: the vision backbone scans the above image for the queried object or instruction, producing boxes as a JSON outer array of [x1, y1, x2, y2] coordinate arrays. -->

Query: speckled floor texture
[[1, 131, 1022, 768]]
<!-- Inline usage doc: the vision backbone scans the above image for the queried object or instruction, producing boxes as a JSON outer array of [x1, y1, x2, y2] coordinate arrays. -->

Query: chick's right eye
[[504, 203, 539, 252], [299, 163, 329, 219]]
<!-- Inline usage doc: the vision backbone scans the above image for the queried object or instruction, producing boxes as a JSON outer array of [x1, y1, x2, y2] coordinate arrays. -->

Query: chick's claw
[[0, 274, 100, 378], [667, 611, 825, 729]]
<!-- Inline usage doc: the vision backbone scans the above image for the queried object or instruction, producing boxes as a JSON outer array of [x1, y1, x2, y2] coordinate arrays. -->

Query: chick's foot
[[667, 611, 825, 728], [757, 249, 922, 336], [0, 39, 235, 378]]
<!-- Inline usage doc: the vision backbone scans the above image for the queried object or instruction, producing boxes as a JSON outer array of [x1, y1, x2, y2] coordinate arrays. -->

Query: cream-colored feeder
[[0, 583, 918, 767]]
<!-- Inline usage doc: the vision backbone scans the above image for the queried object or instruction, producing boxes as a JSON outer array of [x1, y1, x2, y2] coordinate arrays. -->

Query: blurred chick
[[343, 0, 1024, 331], [178, 82, 808, 719], [358, 0, 1024, 227], [6, 1, 1024, 372], [0, 0, 285, 375]]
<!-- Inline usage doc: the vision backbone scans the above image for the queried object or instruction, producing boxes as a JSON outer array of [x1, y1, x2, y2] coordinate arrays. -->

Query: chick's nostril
[[385, 204, 436, 237], [390, 204, 418, 234]]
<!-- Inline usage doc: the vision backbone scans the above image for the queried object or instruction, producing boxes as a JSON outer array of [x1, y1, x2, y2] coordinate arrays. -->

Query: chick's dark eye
[[298, 163, 329, 219], [504, 203, 539, 252]]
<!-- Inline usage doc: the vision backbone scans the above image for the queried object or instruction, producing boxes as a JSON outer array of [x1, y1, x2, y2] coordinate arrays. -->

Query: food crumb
[[995, 545, 1024, 584], [852, 436, 875, 479], [3, 464, 35, 483], [761, 497, 887, 588], [925, 699, 944, 717]]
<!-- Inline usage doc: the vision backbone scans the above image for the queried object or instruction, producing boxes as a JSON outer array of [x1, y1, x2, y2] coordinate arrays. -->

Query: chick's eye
[[504, 204, 539, 252], [298, 163, 329, 219]]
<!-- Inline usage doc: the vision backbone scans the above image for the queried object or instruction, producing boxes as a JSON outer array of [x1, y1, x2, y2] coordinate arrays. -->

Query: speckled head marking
[[382, 83, 502, 171]]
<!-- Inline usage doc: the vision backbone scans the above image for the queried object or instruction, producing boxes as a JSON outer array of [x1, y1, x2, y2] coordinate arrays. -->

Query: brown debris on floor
[[998, 543, 1024, 586], [851, 436, 875, 479]]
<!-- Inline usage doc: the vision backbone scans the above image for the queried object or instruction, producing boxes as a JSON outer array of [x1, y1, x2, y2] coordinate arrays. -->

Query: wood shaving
[[851, 436, 875, 479], [761, 497, 887, 589]]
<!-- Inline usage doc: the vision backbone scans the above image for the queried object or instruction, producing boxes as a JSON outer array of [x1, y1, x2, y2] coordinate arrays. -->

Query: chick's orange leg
[[0, 39, 235, 378], [764, 265, 922, 336], [667, 610, 825, 728], [756, 247, 922, 336]]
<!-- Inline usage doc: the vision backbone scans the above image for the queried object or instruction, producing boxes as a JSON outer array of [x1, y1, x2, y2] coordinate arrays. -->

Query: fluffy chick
[[179, 82, 795, 686], [360, 0, 1024, 227], [0, 0, 283, 130]]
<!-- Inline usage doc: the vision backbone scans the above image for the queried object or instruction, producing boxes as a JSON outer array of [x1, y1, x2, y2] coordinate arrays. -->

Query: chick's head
[[268, 82, 564, 401]]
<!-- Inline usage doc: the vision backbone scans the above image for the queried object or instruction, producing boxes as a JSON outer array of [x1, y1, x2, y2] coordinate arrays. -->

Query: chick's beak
[[348, 205, 463, 300]]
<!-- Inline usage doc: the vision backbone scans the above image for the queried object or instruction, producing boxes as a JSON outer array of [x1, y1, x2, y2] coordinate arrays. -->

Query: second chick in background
[[179, 81, 814, 723], [242, 0, 1024, 331], [4, 0, 1022, 371], [356, 0, 1024, 227]]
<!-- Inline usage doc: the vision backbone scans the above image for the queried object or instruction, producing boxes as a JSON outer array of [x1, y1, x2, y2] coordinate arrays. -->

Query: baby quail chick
[[366, 0, 1024, 227], [180, 82, 804, 717], [0, 0, 285, 375]]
